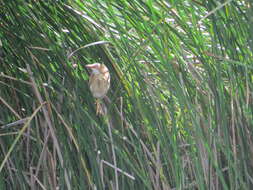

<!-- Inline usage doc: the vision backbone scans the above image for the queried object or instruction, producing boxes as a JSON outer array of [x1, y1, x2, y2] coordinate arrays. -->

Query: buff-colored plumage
[[86, 63, 110, 114]]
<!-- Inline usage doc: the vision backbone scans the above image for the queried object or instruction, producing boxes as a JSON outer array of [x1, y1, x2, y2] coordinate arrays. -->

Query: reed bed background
[[0, 0, 252, 189]]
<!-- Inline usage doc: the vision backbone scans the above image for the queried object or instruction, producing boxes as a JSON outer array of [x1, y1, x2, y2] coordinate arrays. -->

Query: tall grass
[[0, 0, 252, 189]]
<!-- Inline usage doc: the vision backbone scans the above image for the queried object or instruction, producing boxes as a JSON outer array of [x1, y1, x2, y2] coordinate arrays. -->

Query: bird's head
[[85, 63, 101, 74], [85, 63, 109, 75]]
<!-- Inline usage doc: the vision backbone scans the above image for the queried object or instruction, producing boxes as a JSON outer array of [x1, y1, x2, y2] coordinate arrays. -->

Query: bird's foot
[[95, 100, 104, 115]]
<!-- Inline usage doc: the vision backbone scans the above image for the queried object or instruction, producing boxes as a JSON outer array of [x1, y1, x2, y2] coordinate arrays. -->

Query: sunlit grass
[[0, 0, 252, 189]]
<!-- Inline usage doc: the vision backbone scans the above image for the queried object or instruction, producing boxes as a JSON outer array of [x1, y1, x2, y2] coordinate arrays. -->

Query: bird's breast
[[89, 73, 110, 98]]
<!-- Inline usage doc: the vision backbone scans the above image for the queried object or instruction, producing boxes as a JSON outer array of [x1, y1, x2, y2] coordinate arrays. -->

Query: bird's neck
[[92, 70, 100, 75]]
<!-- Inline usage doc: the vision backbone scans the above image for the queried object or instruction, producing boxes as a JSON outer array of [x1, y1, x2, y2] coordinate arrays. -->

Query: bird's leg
[[95, 99, 103, 115]]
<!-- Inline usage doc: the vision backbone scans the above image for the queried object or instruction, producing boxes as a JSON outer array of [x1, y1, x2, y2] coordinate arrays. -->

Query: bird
[[85, 63, 110, 115]]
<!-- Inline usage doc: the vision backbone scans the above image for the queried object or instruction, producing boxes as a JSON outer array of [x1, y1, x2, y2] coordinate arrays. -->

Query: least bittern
[[85, 63, 110, 115]]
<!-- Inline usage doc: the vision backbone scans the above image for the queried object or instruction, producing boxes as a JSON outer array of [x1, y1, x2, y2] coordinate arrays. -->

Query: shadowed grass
[[0, 0, 252, 189]]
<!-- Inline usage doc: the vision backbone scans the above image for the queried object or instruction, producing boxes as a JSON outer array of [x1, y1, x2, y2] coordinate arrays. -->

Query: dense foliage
[[0, 0, 252, 189]]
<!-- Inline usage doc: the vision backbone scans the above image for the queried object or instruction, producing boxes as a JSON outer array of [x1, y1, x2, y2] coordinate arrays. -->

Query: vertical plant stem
[[107, 117, 119, 190]]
